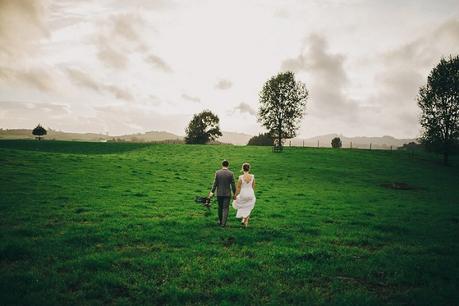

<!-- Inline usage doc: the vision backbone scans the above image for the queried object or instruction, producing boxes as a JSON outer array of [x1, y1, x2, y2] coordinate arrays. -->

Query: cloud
[[181, 94, 200, 103], [377, 19, 459, 96], [92, 104, 188, 135], [64, 67, 133, 101], [109, 0, 173, 11], [104, 85, 134, 101], [0, 100, 68, 113], [0, 100, 188, 136], [111, 13, 144, 42], [145, 54, 173, 73], [148, 95, 161, 106], [215, 79, 233, 90], [281, 34, 358, 117], [0, 0, 50, 61], [273, 8, 290, 19], [0, 100, 70, 128], [0, 66, 56, 92], [95, 36, 129, 70], [93, 13, 172, 73], [367, 18, 459, 136], [92, 13, 146, 70], [64, 67, 99, 91], [233, 102, 256, 116]]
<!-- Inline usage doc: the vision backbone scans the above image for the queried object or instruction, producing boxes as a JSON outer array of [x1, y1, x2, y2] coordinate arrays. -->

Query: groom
[[209, 160, 236, 227]]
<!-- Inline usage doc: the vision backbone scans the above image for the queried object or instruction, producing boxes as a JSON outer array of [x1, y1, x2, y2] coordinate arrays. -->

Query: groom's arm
[[231, 175, 236, 194], [210, 173, 218, 194]]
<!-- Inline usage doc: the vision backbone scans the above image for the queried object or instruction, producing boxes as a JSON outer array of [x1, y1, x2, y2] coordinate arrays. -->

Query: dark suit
[[211, 168, 236, 226]]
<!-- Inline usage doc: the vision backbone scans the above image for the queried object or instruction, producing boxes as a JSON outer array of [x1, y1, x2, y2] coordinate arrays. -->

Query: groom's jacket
[[211, 168, 236, 197]]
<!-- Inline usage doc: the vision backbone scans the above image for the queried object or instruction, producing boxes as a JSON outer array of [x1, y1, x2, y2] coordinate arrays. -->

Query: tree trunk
[[443, 151, 449, 165], [278, 126, 282, 151], [443, 140, 449, 165]]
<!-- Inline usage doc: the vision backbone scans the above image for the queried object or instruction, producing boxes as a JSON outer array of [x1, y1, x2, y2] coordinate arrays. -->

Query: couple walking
[[208, 160, 256, 227]]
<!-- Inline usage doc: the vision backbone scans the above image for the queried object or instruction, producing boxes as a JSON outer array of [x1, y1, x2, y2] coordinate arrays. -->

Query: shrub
[[331, 137, 342, 148], [247, 133, 274, 146]]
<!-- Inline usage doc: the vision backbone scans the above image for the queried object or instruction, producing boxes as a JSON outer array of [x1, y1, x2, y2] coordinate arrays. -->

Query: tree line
[[183, 55, 459, 165]]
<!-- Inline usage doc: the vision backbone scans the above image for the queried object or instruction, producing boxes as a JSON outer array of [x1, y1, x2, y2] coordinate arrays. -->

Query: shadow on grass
[[0, 139, 150, 154]]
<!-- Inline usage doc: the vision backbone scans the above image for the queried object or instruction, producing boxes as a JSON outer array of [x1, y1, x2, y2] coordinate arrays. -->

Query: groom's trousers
[[217, 196, 230, 226]]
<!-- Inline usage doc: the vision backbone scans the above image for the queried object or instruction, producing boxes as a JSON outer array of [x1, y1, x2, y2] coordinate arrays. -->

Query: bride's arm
[[233, 179, 242, 200], [252, 178, 256, 190]]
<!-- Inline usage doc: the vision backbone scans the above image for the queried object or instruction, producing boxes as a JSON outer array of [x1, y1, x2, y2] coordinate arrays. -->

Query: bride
[[233, 162, 256, 227]]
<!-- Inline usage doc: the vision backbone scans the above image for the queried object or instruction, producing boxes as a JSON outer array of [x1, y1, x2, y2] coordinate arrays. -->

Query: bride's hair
[[242, 162, 250, 172]]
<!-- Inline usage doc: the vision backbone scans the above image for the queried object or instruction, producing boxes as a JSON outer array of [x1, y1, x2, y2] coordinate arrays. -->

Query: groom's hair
[[222, 160, 229, 167]]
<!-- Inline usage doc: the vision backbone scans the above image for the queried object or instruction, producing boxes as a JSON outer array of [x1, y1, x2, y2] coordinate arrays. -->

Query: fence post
[[390, 145, 392, 151], [370, 143, 372, 150], [289, 140, 291, 147]]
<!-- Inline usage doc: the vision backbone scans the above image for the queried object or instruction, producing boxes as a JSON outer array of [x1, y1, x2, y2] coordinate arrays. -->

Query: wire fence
[[284, 139, 399, 151]]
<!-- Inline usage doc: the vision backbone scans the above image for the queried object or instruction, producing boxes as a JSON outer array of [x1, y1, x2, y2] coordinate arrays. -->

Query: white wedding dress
[[234, 174, 256, 218]]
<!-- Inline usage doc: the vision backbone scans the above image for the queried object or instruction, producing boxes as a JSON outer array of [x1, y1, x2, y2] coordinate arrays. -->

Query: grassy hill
[[0, 140, 458, 305]]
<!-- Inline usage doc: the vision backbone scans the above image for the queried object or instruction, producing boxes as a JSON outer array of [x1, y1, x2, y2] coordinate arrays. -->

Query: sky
[[0, 0, 458, 138]]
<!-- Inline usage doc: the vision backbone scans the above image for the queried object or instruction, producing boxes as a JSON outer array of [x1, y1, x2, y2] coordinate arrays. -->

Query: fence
[[284, 139, 399, 151]]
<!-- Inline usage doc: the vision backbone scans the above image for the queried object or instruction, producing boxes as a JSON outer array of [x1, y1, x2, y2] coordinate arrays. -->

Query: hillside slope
[[1, 140, 458, 305]]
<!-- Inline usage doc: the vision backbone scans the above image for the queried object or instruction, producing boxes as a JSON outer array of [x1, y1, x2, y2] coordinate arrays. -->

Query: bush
[[247, 133, 274, 146], [331, 137, 342, 148]]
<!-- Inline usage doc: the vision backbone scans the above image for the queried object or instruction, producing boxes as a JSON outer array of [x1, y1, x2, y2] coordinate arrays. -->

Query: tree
[[257, 71, 308, 150], [331, 137, 342, 148], [247, 133, 274, 146], [185, 110, 222, 144], [418, 55, 459, 165], [32, 124, 47, 140]]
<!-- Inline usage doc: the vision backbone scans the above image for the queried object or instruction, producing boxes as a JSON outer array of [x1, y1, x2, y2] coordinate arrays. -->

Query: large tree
[[32, 124, 47, 141], [418, 55, 459, 165], [257, 71, 308, 150], [185, 110, 222, 144]]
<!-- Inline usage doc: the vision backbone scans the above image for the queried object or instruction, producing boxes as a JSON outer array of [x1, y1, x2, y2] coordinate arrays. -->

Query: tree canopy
[[32, 124, 47, 140], [257, 71, 308, 149], [247, 133, 274, 146], [185, 110, 222, 144], [418, 55, 459, 165]]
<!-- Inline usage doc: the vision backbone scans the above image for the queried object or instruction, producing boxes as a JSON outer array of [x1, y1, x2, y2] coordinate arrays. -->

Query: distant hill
[[0, 129, 108, 141], [0, 128, 416, 148], [290, 134, 417, 149], [113, 131, 183, 142], [219, 131, 253, 145], [0, 129, 182, 142]]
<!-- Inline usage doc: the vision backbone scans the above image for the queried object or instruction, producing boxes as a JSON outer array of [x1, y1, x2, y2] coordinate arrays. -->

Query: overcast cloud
[[233, 102, 256, 116], [1, 0, 458, 137], [215, 79, 233, 90]]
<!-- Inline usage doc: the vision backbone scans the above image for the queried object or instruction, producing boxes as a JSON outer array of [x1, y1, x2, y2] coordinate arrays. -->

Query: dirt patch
[[222, 236, 236, 247], [380, 182, 419, 190]]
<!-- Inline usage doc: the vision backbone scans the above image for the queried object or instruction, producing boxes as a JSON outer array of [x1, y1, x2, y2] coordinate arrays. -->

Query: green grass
[[1, 140, 458, 305]]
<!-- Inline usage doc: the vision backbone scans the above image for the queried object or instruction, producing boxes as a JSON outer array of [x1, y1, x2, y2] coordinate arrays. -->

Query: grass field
[[1, 140, 458, 305]]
